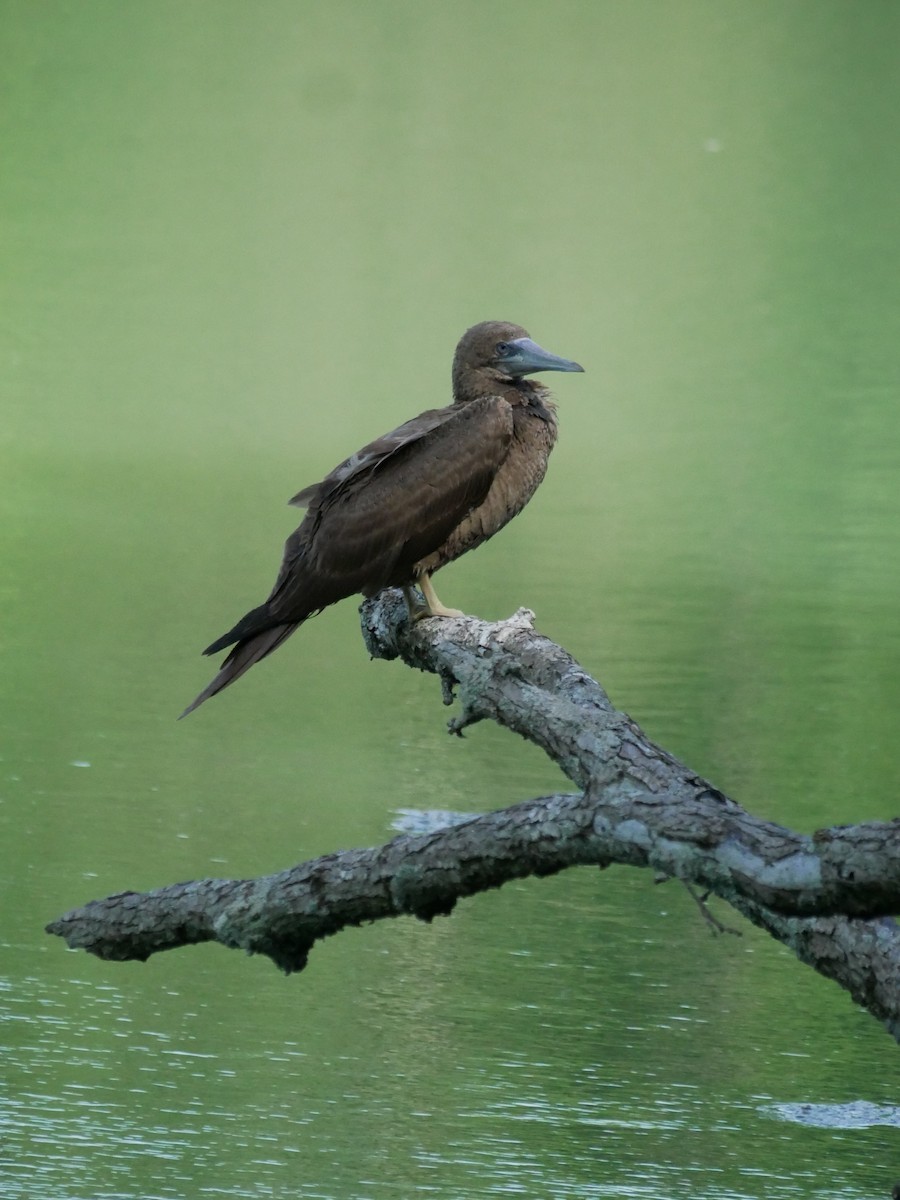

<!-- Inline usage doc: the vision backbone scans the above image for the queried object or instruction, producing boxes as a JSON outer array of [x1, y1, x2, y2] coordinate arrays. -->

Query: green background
[[3, 2, 900, 1196]]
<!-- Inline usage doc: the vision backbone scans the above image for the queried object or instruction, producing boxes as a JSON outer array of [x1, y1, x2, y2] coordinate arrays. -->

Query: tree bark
[[47, 592, 900, 1040]]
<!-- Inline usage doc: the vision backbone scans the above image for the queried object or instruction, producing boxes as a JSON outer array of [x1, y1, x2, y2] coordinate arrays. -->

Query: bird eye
[[495, 341, 511, 357]]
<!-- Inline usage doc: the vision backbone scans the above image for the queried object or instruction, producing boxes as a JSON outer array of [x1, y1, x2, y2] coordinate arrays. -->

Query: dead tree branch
[[47, 592, 900, 1039]]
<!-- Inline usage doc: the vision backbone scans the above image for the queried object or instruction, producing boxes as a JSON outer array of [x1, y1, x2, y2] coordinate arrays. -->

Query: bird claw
[[402, 584, 464, 622]]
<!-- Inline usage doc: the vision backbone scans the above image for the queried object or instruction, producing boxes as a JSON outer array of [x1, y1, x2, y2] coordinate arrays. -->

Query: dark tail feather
[[203, 603, 273, 656], [179, 623, 301, 718]]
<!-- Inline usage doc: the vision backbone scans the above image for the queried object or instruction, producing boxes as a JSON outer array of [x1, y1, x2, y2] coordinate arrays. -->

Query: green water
[[3, 2, 900, 1196]]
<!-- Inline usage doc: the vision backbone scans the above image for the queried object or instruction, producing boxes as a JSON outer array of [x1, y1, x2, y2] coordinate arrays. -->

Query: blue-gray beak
[[505, 336, 584, 377]]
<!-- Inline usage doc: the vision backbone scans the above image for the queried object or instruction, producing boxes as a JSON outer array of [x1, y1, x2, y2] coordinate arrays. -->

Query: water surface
[[3, 2, 900, 1196]]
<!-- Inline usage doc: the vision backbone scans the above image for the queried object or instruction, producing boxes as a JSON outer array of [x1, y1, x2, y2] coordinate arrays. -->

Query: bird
[[180, 320, 583, 717]]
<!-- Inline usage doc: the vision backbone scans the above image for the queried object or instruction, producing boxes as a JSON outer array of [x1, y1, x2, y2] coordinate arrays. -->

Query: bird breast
[[415, 395, 558, 575]]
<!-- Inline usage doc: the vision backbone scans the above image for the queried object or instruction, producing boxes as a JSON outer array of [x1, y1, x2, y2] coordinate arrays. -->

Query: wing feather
[[267, 397, 513, 618], [288, 407, 454, 509]]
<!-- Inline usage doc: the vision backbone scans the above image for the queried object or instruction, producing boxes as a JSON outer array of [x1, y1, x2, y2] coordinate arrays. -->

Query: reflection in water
[[763, 1102, 900, 1130], [3, 894, 897, 1198], [4, 0, 900, 1197]]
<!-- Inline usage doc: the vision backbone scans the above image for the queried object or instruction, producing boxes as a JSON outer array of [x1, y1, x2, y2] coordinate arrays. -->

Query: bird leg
[[402, 575, 464, 622], [418, 573, 464, 618]]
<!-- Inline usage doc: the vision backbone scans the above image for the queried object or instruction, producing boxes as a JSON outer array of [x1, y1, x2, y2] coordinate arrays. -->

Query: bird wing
[[288, 407, 453, 509], [268, 397, 514, 616]]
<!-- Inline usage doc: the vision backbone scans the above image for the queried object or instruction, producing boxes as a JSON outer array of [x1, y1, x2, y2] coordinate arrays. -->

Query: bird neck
[[452, 372, 547, 407]]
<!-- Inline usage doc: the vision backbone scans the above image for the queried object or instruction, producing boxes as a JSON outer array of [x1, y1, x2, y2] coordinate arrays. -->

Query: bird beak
[[506, 337, 584, 376]]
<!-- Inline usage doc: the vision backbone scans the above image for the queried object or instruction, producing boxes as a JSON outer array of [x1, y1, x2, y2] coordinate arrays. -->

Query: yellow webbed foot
[[402, 576, 464, 621]]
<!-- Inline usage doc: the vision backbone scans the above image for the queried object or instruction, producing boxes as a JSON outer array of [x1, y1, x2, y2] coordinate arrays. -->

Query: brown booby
[[181, 320, 583, 716]]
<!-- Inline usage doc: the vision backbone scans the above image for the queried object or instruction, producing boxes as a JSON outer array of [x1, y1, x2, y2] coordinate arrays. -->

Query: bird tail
[[203, 603, 273, 656], [179, 623, 301, 718]]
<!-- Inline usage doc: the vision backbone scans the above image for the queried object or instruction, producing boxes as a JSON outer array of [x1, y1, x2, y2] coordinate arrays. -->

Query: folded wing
[[266, 396, 515, 619]]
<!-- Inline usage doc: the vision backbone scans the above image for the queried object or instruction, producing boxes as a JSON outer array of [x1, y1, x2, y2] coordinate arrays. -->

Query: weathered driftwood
[[47, 592, 900, 1038]]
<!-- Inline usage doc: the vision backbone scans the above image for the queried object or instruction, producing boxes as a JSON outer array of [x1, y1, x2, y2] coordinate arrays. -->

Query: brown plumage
[[181, 320, 583, 716]]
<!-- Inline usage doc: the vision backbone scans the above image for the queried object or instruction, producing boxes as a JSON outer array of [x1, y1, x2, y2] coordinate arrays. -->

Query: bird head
[[453, 321, 583, 398]]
